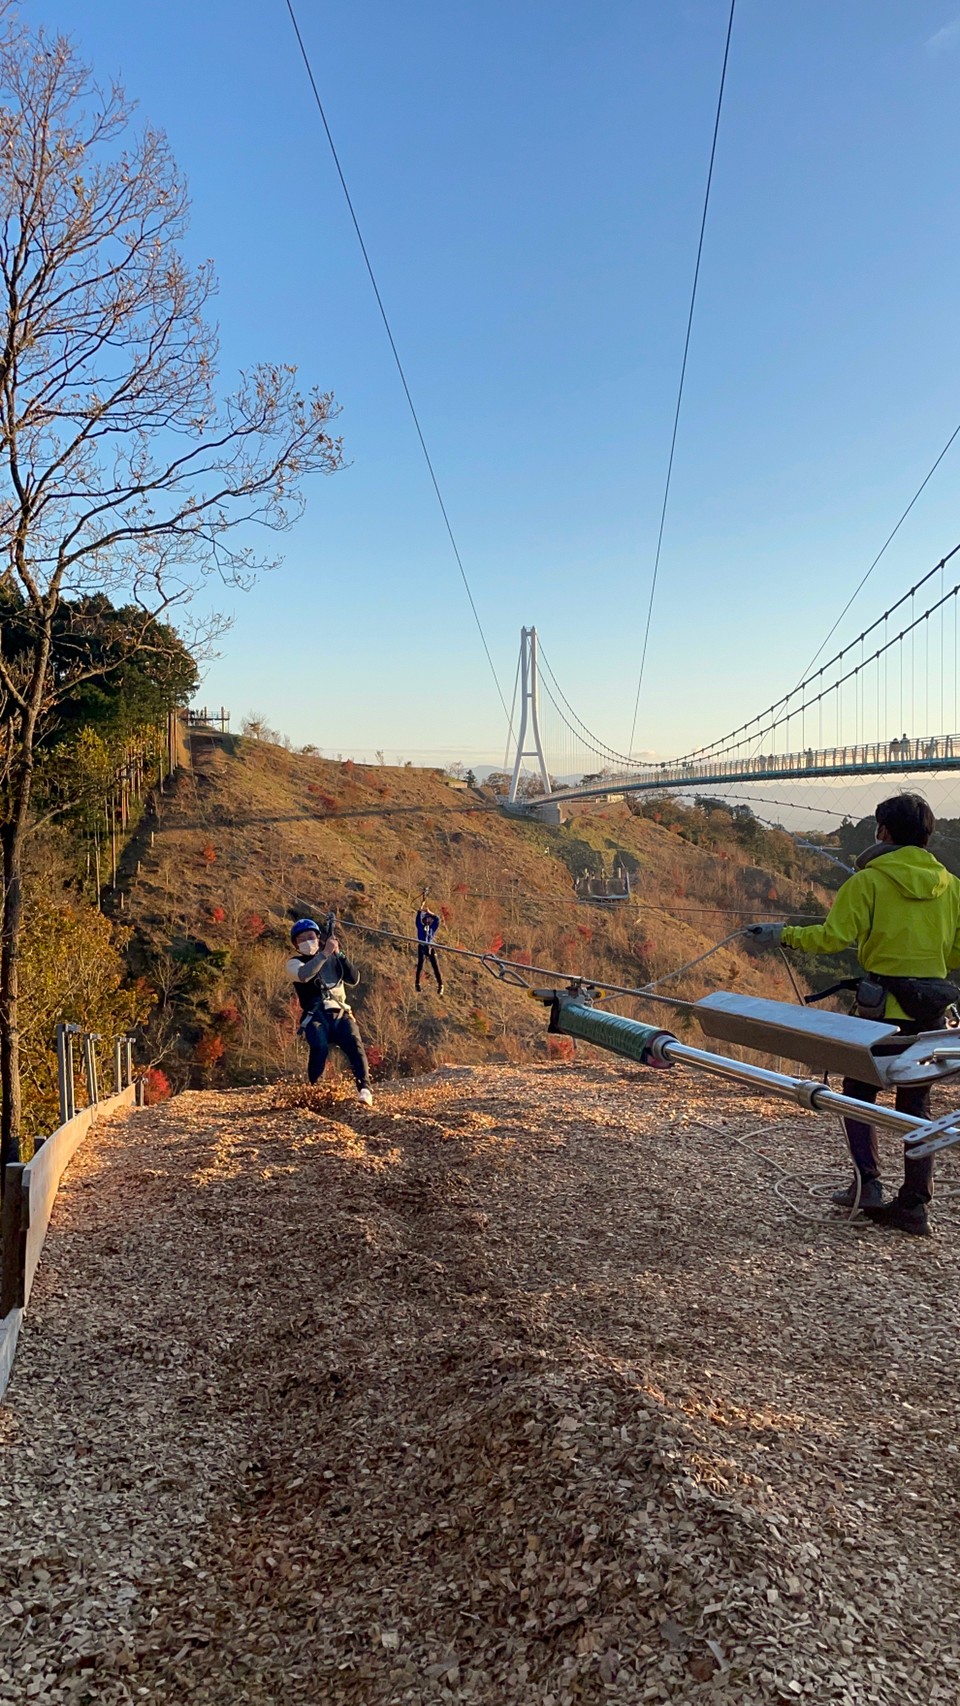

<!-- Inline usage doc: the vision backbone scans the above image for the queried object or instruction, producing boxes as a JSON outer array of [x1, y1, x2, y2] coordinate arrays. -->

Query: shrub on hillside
[[143, 1067, 172, 1104], [18, 868, 152, 1140]]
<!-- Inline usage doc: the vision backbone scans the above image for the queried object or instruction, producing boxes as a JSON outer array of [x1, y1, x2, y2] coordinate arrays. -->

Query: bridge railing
[[548, 732, 960, 798]]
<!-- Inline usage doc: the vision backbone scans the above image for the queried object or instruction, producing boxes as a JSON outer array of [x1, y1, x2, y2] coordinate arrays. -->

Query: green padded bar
[[553, 1000, 674, 1064]]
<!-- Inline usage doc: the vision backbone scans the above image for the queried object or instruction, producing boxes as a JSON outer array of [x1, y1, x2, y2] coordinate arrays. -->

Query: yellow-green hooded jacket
[[781, 845, 960, 1018]]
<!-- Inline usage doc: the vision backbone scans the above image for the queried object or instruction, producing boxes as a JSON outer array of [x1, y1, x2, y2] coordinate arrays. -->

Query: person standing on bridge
[[287, 918, 374, 1106], [415, 900, 444, 995], [745, 793, 960, 1236]]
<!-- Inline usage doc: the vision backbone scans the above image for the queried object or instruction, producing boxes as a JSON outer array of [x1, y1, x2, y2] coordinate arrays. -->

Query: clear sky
[[35, 0, 960, 766]]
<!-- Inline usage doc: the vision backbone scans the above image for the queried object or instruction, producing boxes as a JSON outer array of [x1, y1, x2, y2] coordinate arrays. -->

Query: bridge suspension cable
[[628, 0, 737, 756], [795, 416, 960, 687], [282, 0, 514, 736], [679, 540, 960, 764], [538, 644, 642, 771]]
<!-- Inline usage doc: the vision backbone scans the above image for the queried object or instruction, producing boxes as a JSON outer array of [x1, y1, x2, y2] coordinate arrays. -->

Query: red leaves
[[487, 933, 505, 955], [193, 1032, 225, 1067], [577, 923, 593, 941], [210, 905, 226, 924], [200, 844, 216, 864], [440, 904, 452, 924], [143, 1067, 172, 1104], [243, 912, 265, 939], [546, 1034, 575, 1062], [453, 882, 468, 898]]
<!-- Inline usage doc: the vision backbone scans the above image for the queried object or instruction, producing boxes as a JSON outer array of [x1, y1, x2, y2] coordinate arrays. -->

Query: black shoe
[[831, 1176, 884, 1210], [862, 1199, 931, 1238]]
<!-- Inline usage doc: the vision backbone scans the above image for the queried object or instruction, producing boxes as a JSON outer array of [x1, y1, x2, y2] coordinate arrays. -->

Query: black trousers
[[841, 1020, 933, 1206], [302, 1007, 370, 1090], [416, 945, 443, 990]]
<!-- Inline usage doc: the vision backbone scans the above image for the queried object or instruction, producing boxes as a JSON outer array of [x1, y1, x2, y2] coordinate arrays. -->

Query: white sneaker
[[358, 1087, 374, 1107]]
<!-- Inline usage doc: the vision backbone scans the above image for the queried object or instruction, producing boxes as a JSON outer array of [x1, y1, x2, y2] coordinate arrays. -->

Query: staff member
[[747, 793, 960, 1236]]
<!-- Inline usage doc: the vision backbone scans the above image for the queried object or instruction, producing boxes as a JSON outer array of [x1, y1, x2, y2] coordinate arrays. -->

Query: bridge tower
[[508, 626, 551, 803]]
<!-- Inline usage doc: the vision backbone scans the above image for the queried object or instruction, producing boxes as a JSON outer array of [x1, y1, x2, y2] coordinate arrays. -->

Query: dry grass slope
[[127, 739, 835, 1089]]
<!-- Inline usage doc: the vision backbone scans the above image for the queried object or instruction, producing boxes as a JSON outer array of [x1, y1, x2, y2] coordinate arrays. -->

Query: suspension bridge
[[502, 543, 960, 813]]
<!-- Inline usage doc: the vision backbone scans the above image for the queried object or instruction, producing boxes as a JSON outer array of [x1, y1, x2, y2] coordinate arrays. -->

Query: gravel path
[[3, 1061, 960, 1704]]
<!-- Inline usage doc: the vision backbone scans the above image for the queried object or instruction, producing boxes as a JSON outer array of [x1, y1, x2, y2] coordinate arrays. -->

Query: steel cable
[[629, 0, 737, 754], [282, 0, 514, 737]]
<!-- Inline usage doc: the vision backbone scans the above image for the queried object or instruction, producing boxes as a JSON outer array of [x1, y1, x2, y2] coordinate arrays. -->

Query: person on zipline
[[415, 900, 444, 995], [287, 917, 373, 1106], [746, 792, 960, 1236]]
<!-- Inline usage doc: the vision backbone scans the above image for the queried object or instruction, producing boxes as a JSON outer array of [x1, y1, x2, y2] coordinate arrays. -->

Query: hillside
[[123, 737, 840, 1091]]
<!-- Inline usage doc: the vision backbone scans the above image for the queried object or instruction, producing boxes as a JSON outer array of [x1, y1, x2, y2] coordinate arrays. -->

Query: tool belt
[[805, 974, 960, 1027]]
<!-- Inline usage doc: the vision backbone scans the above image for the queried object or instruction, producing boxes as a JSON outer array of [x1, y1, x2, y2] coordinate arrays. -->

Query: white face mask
[[296, 934, 320, 957]]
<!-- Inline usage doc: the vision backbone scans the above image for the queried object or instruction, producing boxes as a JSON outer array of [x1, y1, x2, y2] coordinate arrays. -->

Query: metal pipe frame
[[548, 995, 960, 1159], [659, 1036, 936, 1139]]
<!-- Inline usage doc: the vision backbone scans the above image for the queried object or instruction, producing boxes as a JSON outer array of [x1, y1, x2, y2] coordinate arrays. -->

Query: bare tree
[[0, 14, 344, 1165]]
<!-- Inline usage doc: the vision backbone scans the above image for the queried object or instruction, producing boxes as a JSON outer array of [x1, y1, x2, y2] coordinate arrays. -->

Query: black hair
[[875, 792, 934, 848]]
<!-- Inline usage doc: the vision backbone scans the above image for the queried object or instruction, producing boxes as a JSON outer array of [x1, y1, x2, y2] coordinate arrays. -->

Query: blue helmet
[[290, 917, 320, 944]]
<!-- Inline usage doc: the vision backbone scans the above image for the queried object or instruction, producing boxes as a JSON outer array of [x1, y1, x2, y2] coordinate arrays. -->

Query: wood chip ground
[[3, 1060, 960, 1703]]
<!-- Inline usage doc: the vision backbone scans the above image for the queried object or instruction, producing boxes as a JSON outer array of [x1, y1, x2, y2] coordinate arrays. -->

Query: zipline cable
[[336, 917, 726, 1012], [628, 0, 737, 757], [282, 0, 514, 737]]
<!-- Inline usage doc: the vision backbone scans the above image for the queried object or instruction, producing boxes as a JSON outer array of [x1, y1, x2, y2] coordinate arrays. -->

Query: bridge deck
[[541, 734, 960, 803]]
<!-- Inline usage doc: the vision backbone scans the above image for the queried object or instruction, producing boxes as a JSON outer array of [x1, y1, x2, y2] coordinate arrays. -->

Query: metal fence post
[[57, 1023, 80, 1124], [82, 1034, 100, 1106], [123, 1037, 134, 1090], [65, 1029, 76, 1121], [56, 1023, 71, 1127], [114, 1039, 124, 1095]]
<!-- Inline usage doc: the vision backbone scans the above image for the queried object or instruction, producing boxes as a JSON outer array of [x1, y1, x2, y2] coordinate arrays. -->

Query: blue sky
[[36, 0, 960, 765]]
